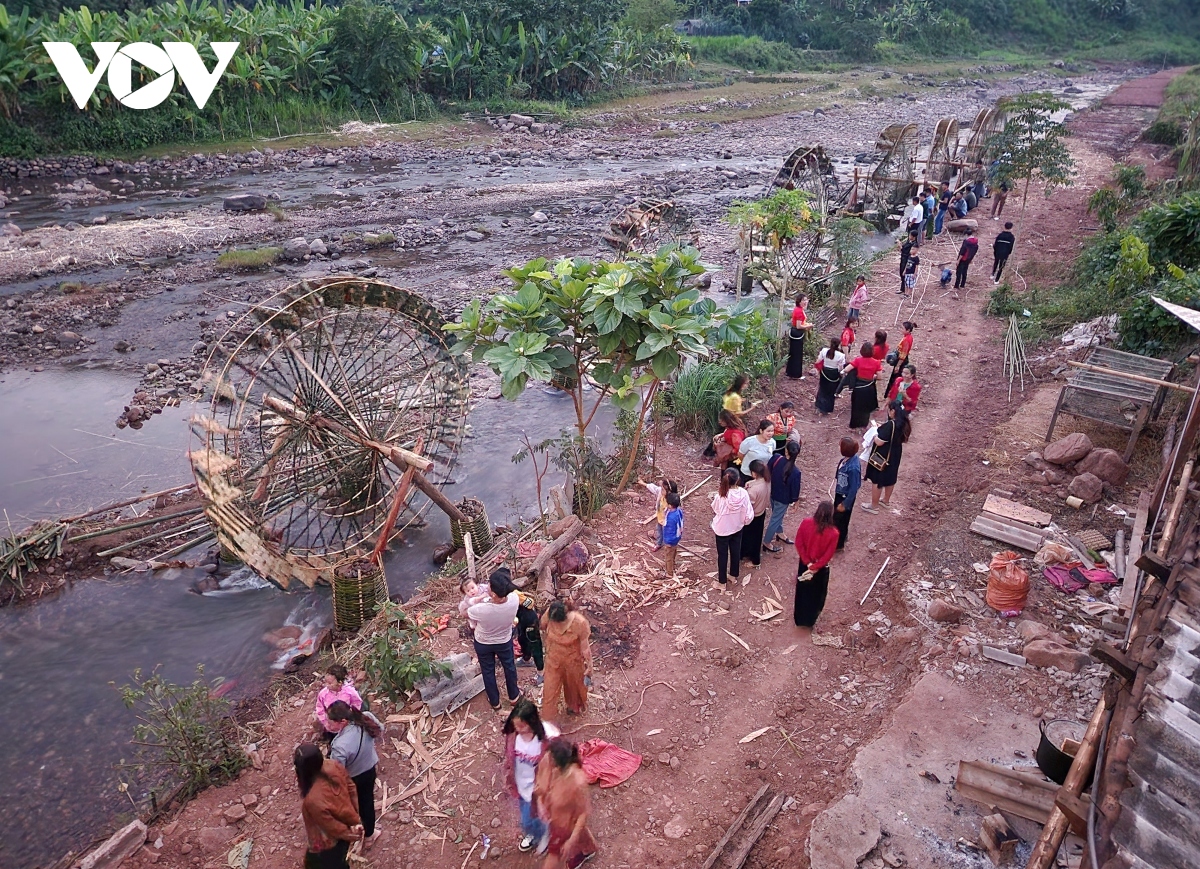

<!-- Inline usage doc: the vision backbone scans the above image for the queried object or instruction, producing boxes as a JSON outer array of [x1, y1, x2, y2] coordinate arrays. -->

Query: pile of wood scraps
[[581, 546, 700, 610], [377, 706, 484, 835], [970, 495, 1051, 552]]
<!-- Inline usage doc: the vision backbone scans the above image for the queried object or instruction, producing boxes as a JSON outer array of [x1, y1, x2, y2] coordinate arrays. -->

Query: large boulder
[[508, 113, 535, 128], [1067, 472, 1105, 504], [281, 237, 310, 261], [1075, 447, 1129, 487], [1044, 432, 1093, 465], [1, 222, 21, 237], [1023, 638, 1091, 673], [223, 193, 267, 212]]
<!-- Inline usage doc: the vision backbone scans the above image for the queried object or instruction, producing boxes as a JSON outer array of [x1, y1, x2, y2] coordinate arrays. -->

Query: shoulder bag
[[868, 422, 895, 471]]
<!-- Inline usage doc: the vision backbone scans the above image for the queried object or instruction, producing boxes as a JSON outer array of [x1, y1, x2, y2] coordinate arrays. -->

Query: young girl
[[847, 276, 868, 321], [503, 698, 559, 854], [457, 577, 491, 631], [766, 401, 797, 454], [840, 316, 858, 355], [902, 253, 919, 298], [637, 477, 678, 550], [885, 321, 916, 396], [662, 491, 684, 577], [314, 664, 362, 739]]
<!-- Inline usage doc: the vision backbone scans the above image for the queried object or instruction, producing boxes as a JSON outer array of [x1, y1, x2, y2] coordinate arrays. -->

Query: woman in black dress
[[814, 337, 844, 415], [861, 400, 912, 513], [786, 294, 812, 379], [840, 342, 882, 430]]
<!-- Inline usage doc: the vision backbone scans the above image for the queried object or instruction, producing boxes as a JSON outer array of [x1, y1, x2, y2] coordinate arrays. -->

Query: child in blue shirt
[[662, 491, 684, 577]]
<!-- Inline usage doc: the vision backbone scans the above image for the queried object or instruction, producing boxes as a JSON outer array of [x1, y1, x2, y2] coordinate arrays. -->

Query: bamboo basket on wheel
[[332, 557, 389, 632]]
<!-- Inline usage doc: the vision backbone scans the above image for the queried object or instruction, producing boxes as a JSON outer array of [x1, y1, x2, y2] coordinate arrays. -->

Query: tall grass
[[666, 361, 737, 436], [686, 35, 818, 73]]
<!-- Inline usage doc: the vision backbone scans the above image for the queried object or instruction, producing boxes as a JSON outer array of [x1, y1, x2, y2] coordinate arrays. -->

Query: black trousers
[[794, 561, 831, 628], [516, 607, 544, 669], [473, 636, 520, 707], [352, 766, 377, 836], [833, 493, 852, 550], [954, 261, 970, 287], [992, 255, 1009, 281], [714, 530, 743, 584], [305, 841, 350, 869], [742, 513, 766, 566]]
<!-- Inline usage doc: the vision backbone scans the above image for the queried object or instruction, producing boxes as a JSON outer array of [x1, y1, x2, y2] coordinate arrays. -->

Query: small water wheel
[[190, 277, 471, 590]]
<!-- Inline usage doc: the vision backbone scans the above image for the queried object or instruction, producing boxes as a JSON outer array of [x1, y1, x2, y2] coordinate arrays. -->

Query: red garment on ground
[[578, 739, 642, 788], [794, 517, 839, 571]]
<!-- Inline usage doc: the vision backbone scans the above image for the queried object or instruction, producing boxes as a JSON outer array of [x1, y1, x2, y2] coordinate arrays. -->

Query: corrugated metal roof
[[1152, 295, 1200, 334], [1110, 571, 1200, 869]]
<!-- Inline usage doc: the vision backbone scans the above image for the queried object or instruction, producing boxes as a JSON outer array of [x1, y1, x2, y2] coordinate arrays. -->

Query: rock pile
[[1021, 432, 1128, 503], [484, 113, 558, 135]]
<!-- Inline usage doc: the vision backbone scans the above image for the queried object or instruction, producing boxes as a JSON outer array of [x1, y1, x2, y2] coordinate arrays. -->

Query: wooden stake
[[464, 532, 476, 581], [1157, 457, 1194, 557], [859, 556, 891, 606]]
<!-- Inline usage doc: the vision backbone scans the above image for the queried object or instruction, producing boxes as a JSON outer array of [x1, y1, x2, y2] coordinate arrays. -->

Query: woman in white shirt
[[503, 698, 559, 854], [467, 568, 522, 711], [737, 419, 776, 483], [710, 467, 754, 594]]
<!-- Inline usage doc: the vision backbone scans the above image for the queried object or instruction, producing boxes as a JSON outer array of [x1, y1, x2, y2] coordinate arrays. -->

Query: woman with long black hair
[[840, 342, 882, 430], [814, 337, 844, 415], [862, 399, 912, 513], [710, 467, 753, 594], [741, 459, 770, 566], [295, 743, 362, 869], [885, 321, 915, 396], [503, 698, 559, 853], [328, 701, 384, 850], [792, 501, 840, 633], [786, 293, 812, 379]]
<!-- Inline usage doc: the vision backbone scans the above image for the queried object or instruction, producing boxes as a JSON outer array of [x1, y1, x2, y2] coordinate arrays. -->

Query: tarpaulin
[[578, 739, 642, 788]]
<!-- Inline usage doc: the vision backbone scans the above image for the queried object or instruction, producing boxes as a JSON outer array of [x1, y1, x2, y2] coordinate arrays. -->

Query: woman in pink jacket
[[710, 467, 754, 595]]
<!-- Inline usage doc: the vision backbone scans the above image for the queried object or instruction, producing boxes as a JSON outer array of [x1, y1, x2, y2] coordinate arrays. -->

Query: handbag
[[868, 422, 896, 471], [712, 440, 735, 468], [885, 348, 900, 366]]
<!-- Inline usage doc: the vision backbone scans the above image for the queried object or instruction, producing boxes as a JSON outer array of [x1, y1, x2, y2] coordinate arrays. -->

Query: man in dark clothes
[[898, 231, 916, 294], [954, 234, 979, 289], [992, 222, 1016, 284], [934, 181, 951, 235]]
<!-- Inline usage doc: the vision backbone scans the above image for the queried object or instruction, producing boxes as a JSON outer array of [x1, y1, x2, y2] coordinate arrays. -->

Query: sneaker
[[536, 828, 551, 855], [860, 503, 879, 514], [516, 658, 534, 668], [519, 834, 536, 853]]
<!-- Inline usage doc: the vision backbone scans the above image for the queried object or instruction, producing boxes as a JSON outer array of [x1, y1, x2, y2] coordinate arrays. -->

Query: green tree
[[623, 0, 682, 32], [987, 92, 1077, 235], [444, 246, 750, 492]]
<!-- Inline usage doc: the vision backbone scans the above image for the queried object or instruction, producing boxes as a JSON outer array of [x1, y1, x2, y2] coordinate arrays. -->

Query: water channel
[[0, 363, 612, 868]]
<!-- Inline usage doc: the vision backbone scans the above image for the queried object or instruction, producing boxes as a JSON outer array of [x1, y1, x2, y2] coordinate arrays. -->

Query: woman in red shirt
[[885, 321, 915, 396], [786, 293, 812, 379], [871, 329, 889, 361], [887, 363, 921, 413], [712, 409, 746, 469], [840, 342, 882, 429], [793, 501, 840, 630]]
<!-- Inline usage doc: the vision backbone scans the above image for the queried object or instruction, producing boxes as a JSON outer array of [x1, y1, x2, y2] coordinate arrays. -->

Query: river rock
[[80, 820, 147, 869], [663, 815, 687, 839], [509, 113, 535, 128], [92, 214, 108, 225], [1022, 638, 1090, 673], [927, 599, 963, 623], [1067, 472, 1104, 504], [282, 237, 310, 261], [308, 238, 328, 256], [1, 222, 21, 236], [464, 230, 486, 242], [197, 827, 236, 854], [1044, 432, 1092, 465], [1075, 447, 1128, 487], [110, 557, 150, 572], [322, 154, 340, 167], [223, 193, 267, 212], [530, 211, 549, 223]]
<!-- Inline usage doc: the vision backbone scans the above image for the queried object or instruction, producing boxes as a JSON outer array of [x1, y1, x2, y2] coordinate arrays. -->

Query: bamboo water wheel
[[743, 145, 845, 294], [925, 117, 960, 184], [189, 277, 470, 590], [963, 106, 1007, 164], [865, 122, 919, 213]]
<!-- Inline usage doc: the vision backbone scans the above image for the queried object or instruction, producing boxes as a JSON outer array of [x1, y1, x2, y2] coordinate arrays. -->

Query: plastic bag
[[986, 550, 1030, 614], [1033, 542, 1075, 569], [859, 422, 880, 464]]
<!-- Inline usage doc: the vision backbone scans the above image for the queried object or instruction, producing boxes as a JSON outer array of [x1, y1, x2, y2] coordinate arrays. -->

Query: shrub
[[1143, 119, 1183, 146], [364, 603, 449, 702], [685, 35, 803, 72], [666, 360, 737, 435], [118, 666, 248, 797], [216, 247, 282, 270]]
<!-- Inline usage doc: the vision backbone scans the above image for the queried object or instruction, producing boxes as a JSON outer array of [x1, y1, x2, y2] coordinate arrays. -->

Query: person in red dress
[[887, 363, 921, 413], [840, 316, 857, 355], [839, 343, 882, 429], [792, 501, 840, 632], [885, 320, 915, 396]]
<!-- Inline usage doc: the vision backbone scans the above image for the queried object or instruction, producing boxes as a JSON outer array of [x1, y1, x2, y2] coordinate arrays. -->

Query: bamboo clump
[[0, 520, 68, 594], [1004, 313, 1032, 400]]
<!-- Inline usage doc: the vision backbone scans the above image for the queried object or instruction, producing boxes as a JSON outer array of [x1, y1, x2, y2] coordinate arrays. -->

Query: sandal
[[764, 544, 782, 553]]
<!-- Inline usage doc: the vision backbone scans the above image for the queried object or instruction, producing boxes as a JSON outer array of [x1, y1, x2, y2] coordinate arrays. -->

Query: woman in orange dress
[[535, 739, 597, 869], [539, 601, 592, 719]]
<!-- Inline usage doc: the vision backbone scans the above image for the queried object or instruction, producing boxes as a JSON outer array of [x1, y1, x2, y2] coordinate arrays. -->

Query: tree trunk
[[615, 380, 659, 494]]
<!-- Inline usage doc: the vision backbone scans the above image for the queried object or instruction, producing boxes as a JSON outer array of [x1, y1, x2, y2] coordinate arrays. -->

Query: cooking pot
[[1036, 718, 1092, 788]]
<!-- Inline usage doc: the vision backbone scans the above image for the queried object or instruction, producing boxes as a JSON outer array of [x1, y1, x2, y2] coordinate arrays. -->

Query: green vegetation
[[0, 0, 690, 156], [988, 92, 1077, 232], [118, 666, 248, 797], [990, 164, 1200, 357], [363, 603, 449, 701], [215, 246, 281, 270], [686, 35, 808, 72]]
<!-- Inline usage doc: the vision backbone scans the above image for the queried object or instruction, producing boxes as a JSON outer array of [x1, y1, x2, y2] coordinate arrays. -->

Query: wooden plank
[[970, 517, 1044, 552], [979, 512, 1051, 539], [701, 784, 770, 869], [1121, 491, 1151, 613], [983, 494, 1052, 527], [726, 792, 787, 869], [955, 760, 1058, 824]]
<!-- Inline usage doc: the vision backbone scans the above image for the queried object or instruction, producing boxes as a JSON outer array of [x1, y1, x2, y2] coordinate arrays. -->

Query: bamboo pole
[[1026, 697, 1109, 869], [59, 483, 197, 524], [1157, 457, 1194, 557], [1065, 360, 1195, 394], [67, 506, 206, 543], [95, 519, 209, 558]]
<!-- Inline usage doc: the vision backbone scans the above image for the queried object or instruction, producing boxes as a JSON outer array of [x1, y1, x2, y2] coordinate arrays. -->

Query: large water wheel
[[744, 145, 843, 293], [925, 117, 960, 185], [604, 198, 692, 255], [866, 122, 919, 213], [190, 277, 470, 589], [963, 106, 1006, 164]]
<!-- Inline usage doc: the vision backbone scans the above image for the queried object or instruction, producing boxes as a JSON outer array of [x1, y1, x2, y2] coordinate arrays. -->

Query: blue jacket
[[836, 456, 862, 508], [663, 507, 684, 546], [768, 454, 802, 505]]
